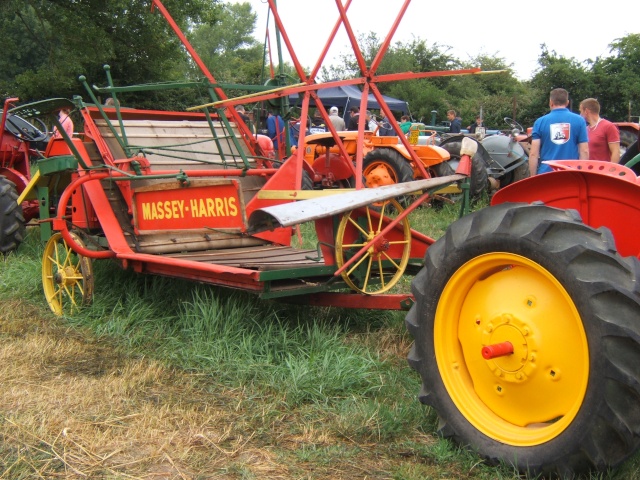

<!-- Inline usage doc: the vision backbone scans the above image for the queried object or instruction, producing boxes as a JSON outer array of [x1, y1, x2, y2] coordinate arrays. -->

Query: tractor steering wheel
[[504, 117, 524, 133], [6, 115, 49, 142]]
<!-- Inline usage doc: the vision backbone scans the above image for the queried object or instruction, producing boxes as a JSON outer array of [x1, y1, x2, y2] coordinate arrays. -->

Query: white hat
[[330, 106, 338, 114]]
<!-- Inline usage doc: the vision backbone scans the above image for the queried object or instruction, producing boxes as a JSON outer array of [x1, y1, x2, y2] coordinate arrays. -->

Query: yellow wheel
[[435, 252, 588, 446], [406, 203, 640, 477], [335, 199, 410, 294], [42, 232, 94, 316]]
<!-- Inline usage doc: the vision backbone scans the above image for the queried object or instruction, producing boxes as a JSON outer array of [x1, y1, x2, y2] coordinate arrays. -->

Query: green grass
[[2, 211, 640, 478]]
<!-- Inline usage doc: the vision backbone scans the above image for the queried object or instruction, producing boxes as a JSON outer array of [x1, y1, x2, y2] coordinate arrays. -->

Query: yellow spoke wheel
[[335, 199, 410, 294], [42, 232, 94, 316]]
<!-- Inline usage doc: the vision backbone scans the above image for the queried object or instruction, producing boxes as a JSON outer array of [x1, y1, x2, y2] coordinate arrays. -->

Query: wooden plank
[[164, 245, 323, 270]]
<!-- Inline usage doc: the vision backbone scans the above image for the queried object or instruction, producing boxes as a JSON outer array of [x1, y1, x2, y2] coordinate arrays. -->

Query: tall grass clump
[[0, 228, 45, 300], [71, 259, 388, 408]]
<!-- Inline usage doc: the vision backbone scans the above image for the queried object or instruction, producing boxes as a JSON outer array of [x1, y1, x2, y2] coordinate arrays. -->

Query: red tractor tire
[[406, 202, 640, 477]]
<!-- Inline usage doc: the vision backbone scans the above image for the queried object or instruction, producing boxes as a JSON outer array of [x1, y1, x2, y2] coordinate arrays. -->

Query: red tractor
[[0, 97, 49, 253], [407, 160, 640, 476]]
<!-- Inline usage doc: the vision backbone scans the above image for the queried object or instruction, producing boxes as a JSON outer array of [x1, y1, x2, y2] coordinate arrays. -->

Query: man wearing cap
[[328, 106, 346, 131]]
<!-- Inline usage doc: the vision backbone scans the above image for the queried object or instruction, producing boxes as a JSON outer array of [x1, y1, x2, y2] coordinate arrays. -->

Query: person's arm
[[578, 142, 589, 160], [609, 142, 620, 163], [529, 139, 541, 176]]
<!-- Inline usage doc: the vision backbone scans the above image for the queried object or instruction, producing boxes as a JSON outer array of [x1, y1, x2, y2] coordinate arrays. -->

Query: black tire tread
[[0, 176, 26, 254], [406, 202, 640, 477], [363, 148, 414, 184]]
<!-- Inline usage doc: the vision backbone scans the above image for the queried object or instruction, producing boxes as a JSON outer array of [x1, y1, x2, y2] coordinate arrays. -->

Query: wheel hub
[[480, 313, 536, 384], [53, 266, 78, 287], [372, 236, 390, 256], [365, 164, 394, 187]]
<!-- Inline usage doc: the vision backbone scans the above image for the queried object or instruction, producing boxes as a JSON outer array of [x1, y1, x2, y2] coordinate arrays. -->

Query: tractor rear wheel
[[363, 148, 414, 187], [406, 202, 640, 477], [431, 155, 488, 200], [0, 175, 26, 254]]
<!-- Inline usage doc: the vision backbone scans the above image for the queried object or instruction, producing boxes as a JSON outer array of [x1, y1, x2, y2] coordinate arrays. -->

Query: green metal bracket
[[458, 178, 471, 218], [36, 155, 79, 176]]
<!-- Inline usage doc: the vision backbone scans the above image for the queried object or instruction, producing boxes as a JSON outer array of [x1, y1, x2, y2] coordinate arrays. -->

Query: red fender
[[492, 162, 640, 258], [0, 167, 29, 193], [312, 153, 353, 183]]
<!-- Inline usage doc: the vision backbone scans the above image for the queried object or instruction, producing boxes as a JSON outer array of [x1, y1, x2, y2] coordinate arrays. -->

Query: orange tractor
[[296, 125, 488, 200]]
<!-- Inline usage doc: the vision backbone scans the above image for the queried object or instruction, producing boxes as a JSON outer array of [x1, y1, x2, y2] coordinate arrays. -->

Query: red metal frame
[[492, 161, 640, 258], [45, 0, 493, 310]]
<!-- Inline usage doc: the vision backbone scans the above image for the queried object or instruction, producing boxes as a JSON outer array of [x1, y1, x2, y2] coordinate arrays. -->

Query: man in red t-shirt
[[579, 98, 620, 163]]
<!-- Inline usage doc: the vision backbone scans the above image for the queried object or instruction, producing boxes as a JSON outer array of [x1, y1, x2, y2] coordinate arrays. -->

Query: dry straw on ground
[[0, 299, 444, 479]]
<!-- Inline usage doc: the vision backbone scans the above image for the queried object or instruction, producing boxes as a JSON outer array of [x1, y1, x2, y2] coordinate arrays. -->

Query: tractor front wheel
[[0, 175, 26, 255], [406, 202, 640, 477]]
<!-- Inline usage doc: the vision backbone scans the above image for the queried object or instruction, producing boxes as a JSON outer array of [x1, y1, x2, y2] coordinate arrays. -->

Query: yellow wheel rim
[[42, 232, 94, 316], [434, 253, 589, 446], [335, 199, 411, 294]]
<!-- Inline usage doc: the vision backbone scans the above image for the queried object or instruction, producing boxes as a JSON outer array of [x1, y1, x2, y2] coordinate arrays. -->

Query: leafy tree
[[0, 0, 220, 108], [521, 45, 593, 126], [591, 34, 640, 121], [453, 55, 531, 129], [188, 2, 265, 87]]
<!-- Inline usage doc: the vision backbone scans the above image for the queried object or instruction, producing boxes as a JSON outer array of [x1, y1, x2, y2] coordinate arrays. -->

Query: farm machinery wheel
[[335, 199, 411, 294], [0, 175, 26, 255], [363, 148, 414, 188], [435, 138, 489, 199], [405, 202, 640, 477], [42, 232, 94, 316]]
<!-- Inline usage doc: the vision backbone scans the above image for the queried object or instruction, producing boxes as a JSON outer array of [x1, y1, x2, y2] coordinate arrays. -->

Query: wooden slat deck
[[164, 244, 324, 271]]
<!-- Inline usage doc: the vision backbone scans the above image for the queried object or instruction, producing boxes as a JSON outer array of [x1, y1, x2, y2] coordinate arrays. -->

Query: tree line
[[2, 1, 639, 130]]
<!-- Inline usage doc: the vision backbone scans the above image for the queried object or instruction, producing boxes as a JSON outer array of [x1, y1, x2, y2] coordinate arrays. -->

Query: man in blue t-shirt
[[529, 88, 589, 175]]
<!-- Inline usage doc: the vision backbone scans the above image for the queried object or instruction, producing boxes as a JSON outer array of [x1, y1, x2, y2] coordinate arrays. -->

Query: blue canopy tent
[[288, 84, 409, 117]]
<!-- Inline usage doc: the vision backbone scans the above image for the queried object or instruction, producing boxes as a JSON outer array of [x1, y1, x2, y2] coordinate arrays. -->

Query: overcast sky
[[230, 0, 637, 81]]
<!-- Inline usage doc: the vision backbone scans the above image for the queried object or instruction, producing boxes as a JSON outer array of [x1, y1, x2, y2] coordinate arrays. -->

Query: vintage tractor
[[6, 0, 640, 478], [0, 97, 49, 253], [617, 120, 639, 155], [617, 121, 640, 173], [297, 124, 490, 204], [406, 159, 640, 477]]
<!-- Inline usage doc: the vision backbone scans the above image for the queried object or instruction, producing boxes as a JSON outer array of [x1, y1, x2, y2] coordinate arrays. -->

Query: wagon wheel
[[406, 202, 640, 477], [42, 232, 94, 316], [335, 199, 411, 294]]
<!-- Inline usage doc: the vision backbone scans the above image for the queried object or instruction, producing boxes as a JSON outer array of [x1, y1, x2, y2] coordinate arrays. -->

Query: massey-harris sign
[[132, 179, 244, 231]]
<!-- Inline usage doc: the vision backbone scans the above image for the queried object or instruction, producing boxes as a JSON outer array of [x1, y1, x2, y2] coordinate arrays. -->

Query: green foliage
[[189, 2, 265, 87], [590, 34, 640, 121], [0, 0, 220, 105], [2, 1, 639, 129]]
